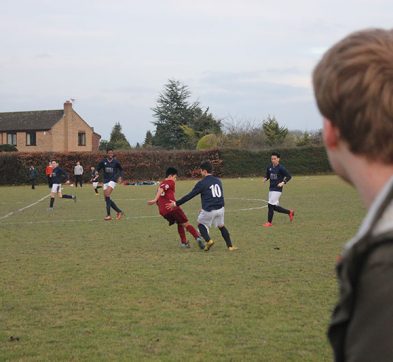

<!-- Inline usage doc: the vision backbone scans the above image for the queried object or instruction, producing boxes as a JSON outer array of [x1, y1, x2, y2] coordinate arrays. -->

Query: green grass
[[0, 176, 365, 361]]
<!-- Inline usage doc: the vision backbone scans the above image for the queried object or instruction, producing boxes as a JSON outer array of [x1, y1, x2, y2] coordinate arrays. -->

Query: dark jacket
[[328, 178, 393, 361]]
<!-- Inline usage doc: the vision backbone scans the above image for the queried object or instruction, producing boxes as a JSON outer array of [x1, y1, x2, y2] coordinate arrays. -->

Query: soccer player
[[313, 28, 393, 360], [89, 166, 101, 195], [96, 148, 124, 221], [168, 161, 238, 252], [263, 152, 294, 227], [48, 160, 76, 209], [147, 167, 205, 249]]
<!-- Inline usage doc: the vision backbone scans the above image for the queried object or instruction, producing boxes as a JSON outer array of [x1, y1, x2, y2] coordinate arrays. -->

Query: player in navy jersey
[[96, 149, 124, 220], [263, 152, 294, 227], [48, 160, 76, 210], [90, 166, 101, 195], [147, 167, 205, 249], [168, 161, 238, 252]]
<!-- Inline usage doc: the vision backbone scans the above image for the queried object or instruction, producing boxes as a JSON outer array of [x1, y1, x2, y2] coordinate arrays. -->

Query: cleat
[[228, 246, 238, 251], [204, 239, 215, 251], [180, 241, 191, 248], [196, 237, 205, 250], [104, 215, 112, 221], [72, 195, 77, 203], [116, 211, 124, 220], [263, 222, 273, 227], [289, 210, 295, 222], [47, 207, 54, 211]]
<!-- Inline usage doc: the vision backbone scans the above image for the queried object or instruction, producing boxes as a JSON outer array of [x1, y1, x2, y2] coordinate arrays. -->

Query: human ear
[[323, 118, 339, 149]]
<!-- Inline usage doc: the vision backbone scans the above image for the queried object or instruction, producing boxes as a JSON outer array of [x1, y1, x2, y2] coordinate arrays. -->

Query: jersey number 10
[[209, 184, 222, 198]]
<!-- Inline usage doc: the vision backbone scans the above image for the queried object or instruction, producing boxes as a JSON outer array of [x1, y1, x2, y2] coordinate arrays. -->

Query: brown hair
[[313, 28, 393, 162]]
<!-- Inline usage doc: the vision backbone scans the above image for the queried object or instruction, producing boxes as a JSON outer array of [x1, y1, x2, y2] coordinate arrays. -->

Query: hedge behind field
[[0, 146, 330, 185]]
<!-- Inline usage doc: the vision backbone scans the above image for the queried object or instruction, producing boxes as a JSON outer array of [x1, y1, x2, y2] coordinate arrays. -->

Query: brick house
[[0, 101, 101, 152]]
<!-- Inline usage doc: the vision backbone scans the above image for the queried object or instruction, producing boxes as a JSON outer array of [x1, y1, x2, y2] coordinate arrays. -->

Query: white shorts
[[197, 207, 225, 228], [51, 183, 61, 193], [268, 191, 282, 206], [103, 181, 117, 190], [92, 182, 99, 188]]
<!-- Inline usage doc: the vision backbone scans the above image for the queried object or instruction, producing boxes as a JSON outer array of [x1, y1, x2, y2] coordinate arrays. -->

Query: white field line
[[0, 196, 267, 225], [0, 194, 50, 221]]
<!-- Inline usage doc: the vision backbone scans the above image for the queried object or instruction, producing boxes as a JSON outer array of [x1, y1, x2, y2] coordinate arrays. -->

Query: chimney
[[64, 100, 72, 117]]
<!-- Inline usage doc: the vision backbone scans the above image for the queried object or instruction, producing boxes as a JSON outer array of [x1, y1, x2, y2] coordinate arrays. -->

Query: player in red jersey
[[147, 167, 205, 249]]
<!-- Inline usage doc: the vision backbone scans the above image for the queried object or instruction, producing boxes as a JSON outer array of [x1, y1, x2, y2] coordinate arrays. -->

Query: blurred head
[[51, 160, 58, 168], [106, 148, 114, 160], [200, 161, 213, 176], [165, 167, 178, 179], [271, 152, 280, 166], [313, 28, 393, 167]]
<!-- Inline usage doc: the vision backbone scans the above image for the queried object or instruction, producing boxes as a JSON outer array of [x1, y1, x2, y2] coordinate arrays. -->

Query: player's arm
[[263, 167, 270, 182], [116, 162, 124, 184], [278, 166, 292, 187], [147, 187, 164, 205], [168, 182, 203, 209]]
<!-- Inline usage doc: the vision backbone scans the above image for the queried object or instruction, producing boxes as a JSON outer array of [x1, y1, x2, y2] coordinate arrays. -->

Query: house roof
[[0, 110, 64, 131]]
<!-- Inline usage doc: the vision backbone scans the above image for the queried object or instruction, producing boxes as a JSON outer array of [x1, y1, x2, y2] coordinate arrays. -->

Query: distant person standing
[[263, 152, 294, 227], [96, 148, 124, 221], [45, 161, 53, 188], [28, 165, 37, 189], [74, 161, 84, 187], [49, 160, 76, 210]]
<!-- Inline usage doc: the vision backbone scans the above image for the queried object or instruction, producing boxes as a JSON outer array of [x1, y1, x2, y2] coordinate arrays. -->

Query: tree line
[[99, 79, 322, 151]]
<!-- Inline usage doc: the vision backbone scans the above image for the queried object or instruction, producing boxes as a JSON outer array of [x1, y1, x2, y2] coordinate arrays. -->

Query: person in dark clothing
[[96, 149, 124, 221], [167, 161, 238, 252], [48, 160, 76, 210], [263, 152, 294, 227], [313, 28, 393, 361], [28, 165, 37, 189]]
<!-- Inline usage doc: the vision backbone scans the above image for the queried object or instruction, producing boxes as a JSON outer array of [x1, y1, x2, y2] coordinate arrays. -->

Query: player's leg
[[214, 207, 238, 251], [49, 184, 60, 208], [177, 223, 189, 248], [197, 210, 215, 251], [61, 184, 76, 202], [105, 181, 123, 219], [103, 184, 113, 219], [264, 191, 281, 227]]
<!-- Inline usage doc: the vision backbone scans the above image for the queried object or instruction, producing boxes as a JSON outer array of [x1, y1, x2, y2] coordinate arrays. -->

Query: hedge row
[[0, 146, 330, 185]]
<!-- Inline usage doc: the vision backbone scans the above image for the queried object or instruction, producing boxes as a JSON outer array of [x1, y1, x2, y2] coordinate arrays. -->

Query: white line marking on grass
[[0, 194, 50, 221]]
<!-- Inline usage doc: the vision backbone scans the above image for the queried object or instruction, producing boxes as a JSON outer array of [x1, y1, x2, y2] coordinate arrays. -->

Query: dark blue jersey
[[51, 167, 68, 184], [265, 164, 292, 192], [96, 158, 123, 183], [176, 175, 225, 211]]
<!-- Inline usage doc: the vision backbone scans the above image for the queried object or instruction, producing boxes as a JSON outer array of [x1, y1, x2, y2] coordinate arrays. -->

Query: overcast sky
[[1, 0, 392, 145]]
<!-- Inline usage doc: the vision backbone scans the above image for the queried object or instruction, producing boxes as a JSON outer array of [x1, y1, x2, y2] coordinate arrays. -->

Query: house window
[[78, 132, 86, 146], [26, 131, 36, 146], [7, 132, 17, 145]]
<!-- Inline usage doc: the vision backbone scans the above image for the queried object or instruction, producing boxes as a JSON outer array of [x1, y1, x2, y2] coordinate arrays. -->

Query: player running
[[90, 166, 101, 195], [167, 161, 238, 252], [263, 152, 294, 227], [48, 160, 76, 210], [147, 167, 205, 249], [96, 148, 124, 221]]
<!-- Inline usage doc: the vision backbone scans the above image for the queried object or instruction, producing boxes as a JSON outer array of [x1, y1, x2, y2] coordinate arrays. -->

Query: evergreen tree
[[109, 122, 131, 150], [262, 116, 288, 146], [143, 130, 154, 148], [151, 79, 221, 149]]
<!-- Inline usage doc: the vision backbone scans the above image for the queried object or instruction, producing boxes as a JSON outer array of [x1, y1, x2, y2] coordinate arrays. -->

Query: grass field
[[0, 175, 365, 361]]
